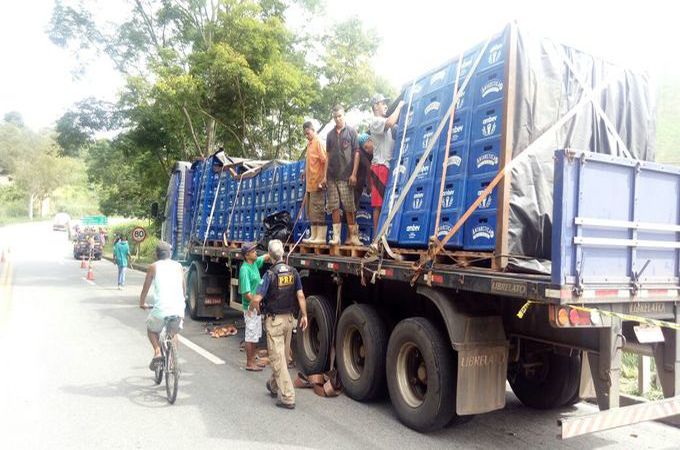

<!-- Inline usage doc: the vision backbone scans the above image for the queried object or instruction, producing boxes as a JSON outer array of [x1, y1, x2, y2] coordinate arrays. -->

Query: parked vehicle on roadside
[[52, 212, 70, 231], [73, 232, 102, 260]]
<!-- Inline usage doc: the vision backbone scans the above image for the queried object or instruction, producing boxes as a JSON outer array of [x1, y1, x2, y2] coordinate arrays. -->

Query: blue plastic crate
[[465, 174, 498, 210], [478, 33, 507, 71], [410, 150, 439, 182], [377, 184, 403, 244], [281, 184, 290, 204], [474, 66, 506, 106], [435, 142, 468, 178], [397, 212, 430, 247], [434, 176, 466, 212], [294, 221, 311, 242], [415, 121, 440, 155], [356, 202, 373, 224], [416, 85, 453, 124], [471, 101, 503, 142], [469, 139, 501, 175], [463, 211, 497, 250], [423, 63, 453, 95], [397, 99, 418, 132], [393, 129, 415, 157], [404, 180, 434, 213], [357, 222, 373, 246], [430, 210, 464, 248], [281, 164, 291, 184]]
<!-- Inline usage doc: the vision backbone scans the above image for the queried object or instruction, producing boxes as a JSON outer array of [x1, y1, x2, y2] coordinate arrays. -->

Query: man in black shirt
[[324, 105, 362, 246]]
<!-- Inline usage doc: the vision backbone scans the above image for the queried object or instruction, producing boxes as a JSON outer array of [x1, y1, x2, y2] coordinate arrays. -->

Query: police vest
[[263, 262, 297, 314]]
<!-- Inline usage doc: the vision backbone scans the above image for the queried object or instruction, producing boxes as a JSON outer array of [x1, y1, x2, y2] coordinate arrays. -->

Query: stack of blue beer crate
[[378, 30, 507, 251]]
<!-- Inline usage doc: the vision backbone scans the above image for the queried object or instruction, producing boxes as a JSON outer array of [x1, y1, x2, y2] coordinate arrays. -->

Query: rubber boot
[[329, 223, 342, 245], [345, 224, 362, 246], [310, 225, 327, 244]]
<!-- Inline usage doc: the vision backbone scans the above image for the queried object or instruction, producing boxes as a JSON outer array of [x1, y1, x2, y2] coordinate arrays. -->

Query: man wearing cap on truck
[[367, 94, 405, 231], [239, 242, 271, 371], [301, 121, 327, 244]]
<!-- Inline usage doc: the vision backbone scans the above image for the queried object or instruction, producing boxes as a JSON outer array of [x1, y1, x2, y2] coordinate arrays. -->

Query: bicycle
[[153, 315, 182, 404]]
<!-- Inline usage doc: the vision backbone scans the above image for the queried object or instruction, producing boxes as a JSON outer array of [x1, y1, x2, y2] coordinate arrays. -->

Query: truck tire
[[508, 347, 581, 409], [294, 295, 334, 375], [336, 304, 388, 401], [386, 317, 456, 432], [187, 265, 202, 320]]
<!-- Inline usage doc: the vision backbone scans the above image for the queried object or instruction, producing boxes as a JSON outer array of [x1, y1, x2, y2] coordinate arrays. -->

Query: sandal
[[245, 366, 264, 372], [148, 356, 163, 371]]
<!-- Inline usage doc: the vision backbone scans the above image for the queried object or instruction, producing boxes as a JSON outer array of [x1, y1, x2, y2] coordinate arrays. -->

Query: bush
[[108, 220, 161, 262]]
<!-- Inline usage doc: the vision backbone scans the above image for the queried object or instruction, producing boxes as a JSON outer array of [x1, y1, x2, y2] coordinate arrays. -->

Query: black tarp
[[506, 24, 656, 273]]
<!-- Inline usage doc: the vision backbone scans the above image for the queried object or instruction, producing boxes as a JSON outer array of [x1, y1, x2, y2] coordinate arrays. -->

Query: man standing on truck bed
[[367, 94, 405, 232], [301, 121, 327, 244], [251, 240, 308, 409], [325, 105, 362, 246], [239, 242, 270, 371]]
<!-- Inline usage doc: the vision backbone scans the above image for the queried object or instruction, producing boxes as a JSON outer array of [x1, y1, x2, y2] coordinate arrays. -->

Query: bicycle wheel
[[153, 342, 165, 385], [165, 340, 179, 404]]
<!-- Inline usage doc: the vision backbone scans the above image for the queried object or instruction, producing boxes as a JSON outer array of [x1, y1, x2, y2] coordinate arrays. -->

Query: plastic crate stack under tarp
[[376, 23, 655, 272]]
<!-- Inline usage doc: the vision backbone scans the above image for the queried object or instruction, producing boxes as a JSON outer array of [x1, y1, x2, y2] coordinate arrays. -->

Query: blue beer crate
[[471, 101, 503, 142], [410, 150, 439, 182], [469, 139, 501, 176], [434, 175, 466, 212], [465, 174, 498, 210], [397, 212, 430, 247], [357, 223, 373, 246], [294, 221, 311, 242], [404, 180, 434, 214], [430, 210, 464, 248], [463, 211, 497, 250], [474, 65, 506, 106], [478, 32, 507, 71], [415, 85, 452, 124], [435, 142, 468, 178]]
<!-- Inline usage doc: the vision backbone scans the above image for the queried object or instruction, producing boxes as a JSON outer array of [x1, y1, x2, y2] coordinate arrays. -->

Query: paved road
[[1, 222, 679, 449]]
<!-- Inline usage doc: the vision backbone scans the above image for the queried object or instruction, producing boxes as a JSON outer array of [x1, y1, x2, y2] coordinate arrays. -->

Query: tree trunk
[[205, 118, 215, 156], [28, 194, 35, 220], [41, 196, 50, 217]]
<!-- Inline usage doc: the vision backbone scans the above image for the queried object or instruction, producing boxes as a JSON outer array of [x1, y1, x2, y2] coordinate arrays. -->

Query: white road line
[[178, 335, 226, 365]]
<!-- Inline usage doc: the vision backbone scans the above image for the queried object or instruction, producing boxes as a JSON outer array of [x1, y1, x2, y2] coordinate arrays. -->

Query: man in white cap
[[364, 94, 405, 231]]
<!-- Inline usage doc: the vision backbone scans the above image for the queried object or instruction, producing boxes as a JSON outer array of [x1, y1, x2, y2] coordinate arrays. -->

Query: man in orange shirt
[[302, 121, 327, 244]]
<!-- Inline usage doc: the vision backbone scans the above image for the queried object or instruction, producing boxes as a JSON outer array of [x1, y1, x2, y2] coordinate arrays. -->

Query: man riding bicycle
[[139, 241, 186, 370]]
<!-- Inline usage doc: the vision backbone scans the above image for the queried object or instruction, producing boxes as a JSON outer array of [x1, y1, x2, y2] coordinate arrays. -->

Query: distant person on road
[[325, 105, 362, 246], [251, 240, 308, 409], [114, 236, 132, 290], [301, 121, 327, 244], [139, 241, 186, 371], [239, 242, 271, 372]]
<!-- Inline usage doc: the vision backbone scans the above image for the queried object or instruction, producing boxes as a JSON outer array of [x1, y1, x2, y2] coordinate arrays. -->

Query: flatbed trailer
[[172, 150, 680, 438]]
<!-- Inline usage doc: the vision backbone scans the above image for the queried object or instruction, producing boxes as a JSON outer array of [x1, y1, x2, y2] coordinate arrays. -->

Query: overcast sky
[[0, 0, 676, 130]]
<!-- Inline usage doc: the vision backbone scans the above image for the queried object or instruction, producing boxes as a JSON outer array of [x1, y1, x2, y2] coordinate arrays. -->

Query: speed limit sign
[[131, 227, 147, 243]]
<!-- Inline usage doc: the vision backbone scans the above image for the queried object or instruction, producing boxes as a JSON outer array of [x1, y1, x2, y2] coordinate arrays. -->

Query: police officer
[[251, 239, 308, 409]]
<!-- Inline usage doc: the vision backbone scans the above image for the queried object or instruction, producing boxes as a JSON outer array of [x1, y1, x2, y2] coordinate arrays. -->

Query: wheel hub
[[396, 342, 427, 408], [342, 326, 365, 381]]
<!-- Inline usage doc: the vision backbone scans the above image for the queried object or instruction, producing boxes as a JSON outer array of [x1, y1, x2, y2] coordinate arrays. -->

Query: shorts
[[244, 310, 263, 343], [147, 314, 184, 334], [326, 179, 355, 213], [370, 164, 389, 208], [306, 191, 325, 223]]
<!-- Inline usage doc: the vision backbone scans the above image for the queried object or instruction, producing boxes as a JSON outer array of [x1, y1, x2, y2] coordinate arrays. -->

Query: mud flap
[[456, 344, 509, 415]]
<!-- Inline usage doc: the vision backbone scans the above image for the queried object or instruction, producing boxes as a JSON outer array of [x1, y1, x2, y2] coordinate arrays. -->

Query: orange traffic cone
[[86, 264, 95, 281], [80, 257, 87, 269]]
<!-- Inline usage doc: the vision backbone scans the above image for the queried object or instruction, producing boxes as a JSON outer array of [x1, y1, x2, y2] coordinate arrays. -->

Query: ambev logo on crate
[[442, 187, 456, 209], [481, 114, 498, 137], [471, 224, 495, 240], [488, 43, 504, 66], [406, 223, 422, 238], [429, 69, 447, 86]]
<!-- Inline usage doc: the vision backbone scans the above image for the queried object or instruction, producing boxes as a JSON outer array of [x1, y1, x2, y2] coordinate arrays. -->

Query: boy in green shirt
[[239, 242, 270, 371]]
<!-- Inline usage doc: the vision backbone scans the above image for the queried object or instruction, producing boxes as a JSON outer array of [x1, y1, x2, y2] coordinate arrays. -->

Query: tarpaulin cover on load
[[506, 24, 656, 273]]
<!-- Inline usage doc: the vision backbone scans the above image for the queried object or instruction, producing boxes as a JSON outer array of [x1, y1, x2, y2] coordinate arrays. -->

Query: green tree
[[3, 111, 25, 128]]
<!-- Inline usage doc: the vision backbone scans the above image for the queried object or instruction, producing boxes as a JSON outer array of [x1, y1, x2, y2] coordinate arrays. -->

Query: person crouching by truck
[[238, 242, 270, 371], [353, 133, 375, 221], [251, 240, 308, 409], [301, 121, 327, 244]]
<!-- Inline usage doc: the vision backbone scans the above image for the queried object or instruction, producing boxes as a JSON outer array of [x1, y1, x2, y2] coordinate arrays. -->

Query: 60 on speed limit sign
[[131, 227, 147, 243]]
